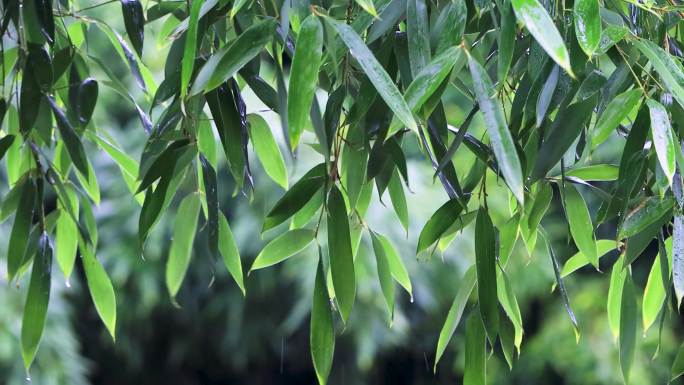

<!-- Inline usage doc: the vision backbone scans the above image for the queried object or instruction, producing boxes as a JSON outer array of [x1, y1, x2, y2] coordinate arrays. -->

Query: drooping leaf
[[47, 96, 90, 178], [511, 0, 573, 75], [325, 17, 417, 132], [562, 183, 598, 268], [311, 256, 335, 385], [218, 212, 245, 294], [80, 241, 117, 340], [21, 232, 52, 370], [327, 185, 356, 323], [468, 54, 524, 204], [250, 229, 316, 271], [190, 19, 277, 94], [406, 0, 430, 76], [77, 78, 98, 127], [200, 154, 219, 258], [165, 193, 201, 299], [263, 163, 327, 232], [55, 184, 79, 280], [288, 15, 323, 149], [180, 0, 204, 98], [7, 177, 36, 281], [573, 0, 601, 57], [618, 197, 675, 240], [646, 99, 676, 186], [434, 266, 476, 372], [247, 114, 288, 189], [475, 208, 499, 343], [371, 232, 395, 322], [463, 311, 486, 385], [591, 89, 642, 149], [560, 239, 616, 277], [417, 199, 463, 254], [642, 238, 671, 332], [619, 274, 637, 384], [120, 0, 145, 57]]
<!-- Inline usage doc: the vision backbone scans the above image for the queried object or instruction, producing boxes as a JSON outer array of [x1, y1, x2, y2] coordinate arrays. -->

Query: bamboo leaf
[[250, 229, 316, 271], [511, 0, 573, 75], [619, 274, 637, 384], [247, 115, 288, 189], [288, 15, 323, 149], [218, 212, 245, 294], [80, 242, 117, 340], [619, 197, 675, 240], [560, 239, 616, 277], [417, 199, 463, 254], [55, 185, 79, 280], [200, 154, 219, 258], [643, 238, 671, 332], [463, 311, 486, 385], [591, 89, 642, 149], [573, 0, 601, 57], [7, 177, 35, 281], [165, 193, 201, 299], [374, 232, 412, 297], [327, 185, 356, 323], [120, 0, 145, 57], [191, 19, 277, 94], [563, 183, 598, 268], [311, 256, 335, 385], [475, 208, 499, 343], [647, 99, 677, 186], [21, 232, 52, 370], [325, 17, 417, 133], [468, 54, 524, 204], [180, 0, 204, 98], [434, 266, 476, 371], [371, 232, 395, 322]]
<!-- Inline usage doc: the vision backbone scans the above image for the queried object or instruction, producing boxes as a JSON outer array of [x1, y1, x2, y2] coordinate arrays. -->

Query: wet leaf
[[475, 208, 498, 343], [21, 232, 52, 370], [166, 193, 201, 299], [327, 185, 356, 323]]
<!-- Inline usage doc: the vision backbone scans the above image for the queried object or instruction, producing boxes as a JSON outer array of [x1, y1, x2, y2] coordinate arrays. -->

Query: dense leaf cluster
[[3, 0, 684, 383]]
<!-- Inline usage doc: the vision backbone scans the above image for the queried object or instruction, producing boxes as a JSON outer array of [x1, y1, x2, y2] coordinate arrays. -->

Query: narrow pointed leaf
[[288, 15, 323, 149], [371, 232, 395, 322], [647, 99, 676, 186], [619, 275, 637, 384], [218, 212, 245, 294], [165, 193, 201, 299], [511, 0, 573, 75], [80, 242, 117, 340], [417, 199, 463, 254], [8, 177, 36, 281], [180, 0, 204, 98], [574, 0, 601, 57], [475, 208, 499, 343], [250, 229, 315, 271], [311, 257, 335, 385], [463, 311, 486, 385], [591, 89, 642, 148], [327, 185, 356, 323], [248, 114, 288, 189], [374, 232, 412, 296], [120, 0, 145, 57], [468, 54, 524, 204], [21, 232, 52, 370], [563, 183, 598, 268]]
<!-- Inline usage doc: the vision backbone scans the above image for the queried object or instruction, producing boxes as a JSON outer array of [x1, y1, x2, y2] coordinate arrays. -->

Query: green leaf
[[165, 193, 201, 299], [560, 239, 616, 277], [434, 266, 476, 372], [7, 177, 36, 281], [573, 0, 601, 57], [406, 0, 430, 76], [591, 89, 642, 149], [619, 274, 637, 384], [190, 19, 277, 95], [325, 17, 417, 133], [608, 256, 627, 339], [137, 140, 196, 193], [288, 15, 323, 149], [21, 232, 52, 370], [355, 0, 378, 17], [180, 0, 204, 98], [247, 114, 288, 189], [431, 0, 467, 55], [672, 341, 684, 381], [218, 212, 245, 294], [497, 269, 523, 350], [373, 232, 412, 297], [555, 164, 619, 181], [200, 154, 219, 258], [388, 46, 464, 136], [536, 65, 559, 128], [0, 134, 15, 161], [371, 232, 395, 322], [263, 163, 327, 232], [417, 199, 463, 254], [387, 170, 409, 233], [619, 197, 675, 239], [498, 1, 515, 84], [80, 241, 117, 340], [55, 185, 79, 280], [76, 78, 98, 126], [511, 0, 573, 76], [468, 54, 524, 204], [634, 39, 684, 108], [475, 208, 499, 343], [120, 0, 145, 57], [673, 214, 684, 307], [643, 237, 671, 332], [290, 189, 324, 229], [563, 183, 598, 268], [250, 229, 316, 271], [327, 185, 356, 323], [47, 96, 90, 178], [463, 311, 487, 385], [311, 256, 335, 385], [647, 99, 676, 186]]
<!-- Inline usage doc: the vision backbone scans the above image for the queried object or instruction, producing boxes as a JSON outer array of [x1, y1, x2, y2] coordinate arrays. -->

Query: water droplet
[[26, 376, 31, 382], [409, 296, 414, 303], [65, 279, 71, 288]]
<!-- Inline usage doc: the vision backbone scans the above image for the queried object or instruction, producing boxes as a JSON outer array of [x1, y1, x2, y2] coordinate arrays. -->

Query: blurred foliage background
[[1, 2, 684, 384]]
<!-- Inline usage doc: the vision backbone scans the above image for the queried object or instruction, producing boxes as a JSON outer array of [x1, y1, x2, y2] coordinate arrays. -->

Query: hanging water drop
[[410, 296, 414, 303], [65, 279, 71, 288]]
